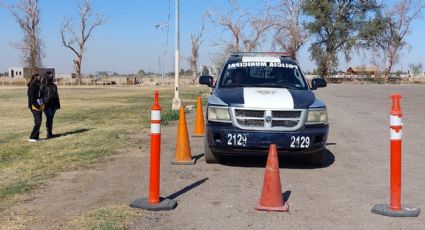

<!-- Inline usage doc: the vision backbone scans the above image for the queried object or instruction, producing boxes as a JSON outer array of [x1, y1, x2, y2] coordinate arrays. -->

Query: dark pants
[[44, 108, 56, 137], [30, 110, 42, 139]]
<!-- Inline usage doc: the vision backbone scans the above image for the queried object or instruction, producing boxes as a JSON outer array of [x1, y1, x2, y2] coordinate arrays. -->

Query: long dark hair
[[28, 74, 40, 87], [44, 71, 58, 97], [44, 71, 54, 85]]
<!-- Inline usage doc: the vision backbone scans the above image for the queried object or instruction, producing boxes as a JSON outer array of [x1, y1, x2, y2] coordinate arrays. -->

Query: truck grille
[[232, 108, 305, 131], [272, 111, 301, 118]]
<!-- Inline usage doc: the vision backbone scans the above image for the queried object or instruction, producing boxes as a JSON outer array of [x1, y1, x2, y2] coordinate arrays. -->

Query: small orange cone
[[192, 96, 205, 137], [171, 106, 195, 165], [256, 144, 289, 212]]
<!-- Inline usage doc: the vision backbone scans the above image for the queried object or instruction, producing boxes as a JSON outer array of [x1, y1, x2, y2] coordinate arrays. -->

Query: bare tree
[[207, 0, 272, 53], [4, 0, 43, 76], [243, 16, 274, 52], [207, 1, 248, 52], [363, 0, 424, 81], [381, 0, 424, 81], [409, 63, 423, 76], [188, 23, 204, 84], [60, 0, 105, 83], [272, 0, 308, 59]]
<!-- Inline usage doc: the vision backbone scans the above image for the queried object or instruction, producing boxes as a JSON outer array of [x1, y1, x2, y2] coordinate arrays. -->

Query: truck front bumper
[[206, 122, 329, 156]]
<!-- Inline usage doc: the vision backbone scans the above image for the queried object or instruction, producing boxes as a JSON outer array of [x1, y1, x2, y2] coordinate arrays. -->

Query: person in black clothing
[[42, 72, 60, 138], [27, 74, 44, 142]]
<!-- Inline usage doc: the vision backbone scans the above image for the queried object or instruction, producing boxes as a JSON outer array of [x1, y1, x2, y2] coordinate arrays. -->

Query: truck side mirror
[[311, 78, 327, 90], [199, 75, 214, 87]]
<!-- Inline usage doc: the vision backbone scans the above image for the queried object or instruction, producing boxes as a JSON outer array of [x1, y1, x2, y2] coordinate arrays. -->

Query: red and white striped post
[[389, 94, 402, 210], [130, 90, 177, 211], [371, 94, 420, 217], [149, 90, 161, 204]]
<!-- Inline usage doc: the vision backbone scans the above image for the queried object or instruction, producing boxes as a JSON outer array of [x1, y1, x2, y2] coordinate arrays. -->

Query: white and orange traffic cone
[[371, 94, 420, 217]]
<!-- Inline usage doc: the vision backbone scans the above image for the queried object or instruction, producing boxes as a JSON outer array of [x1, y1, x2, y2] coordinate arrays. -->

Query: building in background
[[346, 67, 378, 76], [56, 73, 76, 79], [8, 67, 55, 78]]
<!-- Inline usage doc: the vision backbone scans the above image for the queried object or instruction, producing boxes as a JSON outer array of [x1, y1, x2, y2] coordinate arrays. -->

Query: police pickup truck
[[199, 52, 329, 165]]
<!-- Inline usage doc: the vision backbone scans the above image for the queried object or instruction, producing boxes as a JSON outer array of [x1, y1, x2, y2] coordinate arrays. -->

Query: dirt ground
[[6, 84, 425, 229]]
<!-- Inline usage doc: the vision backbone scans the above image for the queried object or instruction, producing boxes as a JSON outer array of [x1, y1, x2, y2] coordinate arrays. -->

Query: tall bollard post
[[149, 90, 161, 203], [371, 94, 420, 217], [389, 94, 402, 210], [130, 90, 177, 211]]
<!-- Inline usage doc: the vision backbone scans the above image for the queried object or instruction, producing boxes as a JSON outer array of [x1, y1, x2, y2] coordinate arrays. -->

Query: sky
[[0, 0, 424, 75]]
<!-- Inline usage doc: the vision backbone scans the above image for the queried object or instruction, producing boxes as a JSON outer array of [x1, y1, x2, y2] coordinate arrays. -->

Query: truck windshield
[[219, 62, 307, 89]]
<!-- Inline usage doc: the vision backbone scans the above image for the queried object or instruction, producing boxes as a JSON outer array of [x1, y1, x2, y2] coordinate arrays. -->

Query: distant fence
[[327, 74, 425, 84], [1, 74, 424, 87], [0, 75, 198, 87], [306, 74, 425, 84], [0, 78, 28, 86]]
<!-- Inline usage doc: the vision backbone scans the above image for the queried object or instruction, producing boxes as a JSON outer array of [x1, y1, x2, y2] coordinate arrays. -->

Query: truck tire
[[204, 138, 219, 164], [307, 149, 327, 166]]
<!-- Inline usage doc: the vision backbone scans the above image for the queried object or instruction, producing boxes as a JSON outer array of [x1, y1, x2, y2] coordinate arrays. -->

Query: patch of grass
[[0, 180, 35, 199], [161, 109, 179, 125], [69, 205, 142, 230], [0, 86, 208, 219]]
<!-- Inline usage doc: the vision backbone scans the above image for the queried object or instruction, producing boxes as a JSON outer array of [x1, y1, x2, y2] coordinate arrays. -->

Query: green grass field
[[0, 86, 206, 221]]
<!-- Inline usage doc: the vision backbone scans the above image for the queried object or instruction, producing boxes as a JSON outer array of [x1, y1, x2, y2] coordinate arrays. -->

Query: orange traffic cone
[[256, 144, 289, 212], [171, 106, 195, 165], [192, 96, 205, 137]]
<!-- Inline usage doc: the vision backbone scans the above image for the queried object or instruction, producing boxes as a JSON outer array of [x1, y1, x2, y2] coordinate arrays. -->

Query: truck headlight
[[306, 109, 328, 124], [208, 106, 231, 122]]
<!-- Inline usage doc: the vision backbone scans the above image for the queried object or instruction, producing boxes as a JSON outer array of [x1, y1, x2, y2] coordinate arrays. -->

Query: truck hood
[[212, 87, 315, 109]]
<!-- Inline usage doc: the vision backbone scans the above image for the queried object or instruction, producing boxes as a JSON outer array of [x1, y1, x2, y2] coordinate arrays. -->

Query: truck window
[[219, 62, 307, 89]]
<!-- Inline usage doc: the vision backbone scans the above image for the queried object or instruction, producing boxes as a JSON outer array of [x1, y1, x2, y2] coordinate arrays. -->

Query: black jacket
[[27, 82, 42, 110], [44, 83, 60, 109]]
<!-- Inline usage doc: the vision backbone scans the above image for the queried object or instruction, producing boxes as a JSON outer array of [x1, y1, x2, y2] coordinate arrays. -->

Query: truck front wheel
[[204, 138, 220, 164]]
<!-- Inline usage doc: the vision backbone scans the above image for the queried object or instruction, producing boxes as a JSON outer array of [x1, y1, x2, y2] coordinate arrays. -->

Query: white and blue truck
[[199, 52, 329, 165]]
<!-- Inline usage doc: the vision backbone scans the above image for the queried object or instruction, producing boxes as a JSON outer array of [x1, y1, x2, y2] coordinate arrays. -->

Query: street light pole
[[154, 23, 168, 86], [172, 0, 181, 110]]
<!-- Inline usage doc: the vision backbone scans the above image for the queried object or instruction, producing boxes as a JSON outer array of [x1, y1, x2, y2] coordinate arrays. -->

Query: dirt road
[[7, 84, 425, 229]]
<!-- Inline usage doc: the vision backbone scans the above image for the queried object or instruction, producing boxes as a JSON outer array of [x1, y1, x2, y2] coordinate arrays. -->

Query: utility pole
[[172, 0, 181, 110], [158, 56, 161, 84]]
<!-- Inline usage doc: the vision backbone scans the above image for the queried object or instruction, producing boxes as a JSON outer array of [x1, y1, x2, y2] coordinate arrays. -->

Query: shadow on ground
[[283, 190, 292, 202], [52, 128, 92, 138], [220, 148, 335, 169], [192, 153, 205, 164], [166, 178, 209, 200]]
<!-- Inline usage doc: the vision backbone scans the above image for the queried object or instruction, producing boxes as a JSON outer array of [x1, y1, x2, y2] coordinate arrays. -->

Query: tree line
[[2, 0, 104, 83], [2, 0, 424, 83], [206, 0, 424, 81]]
